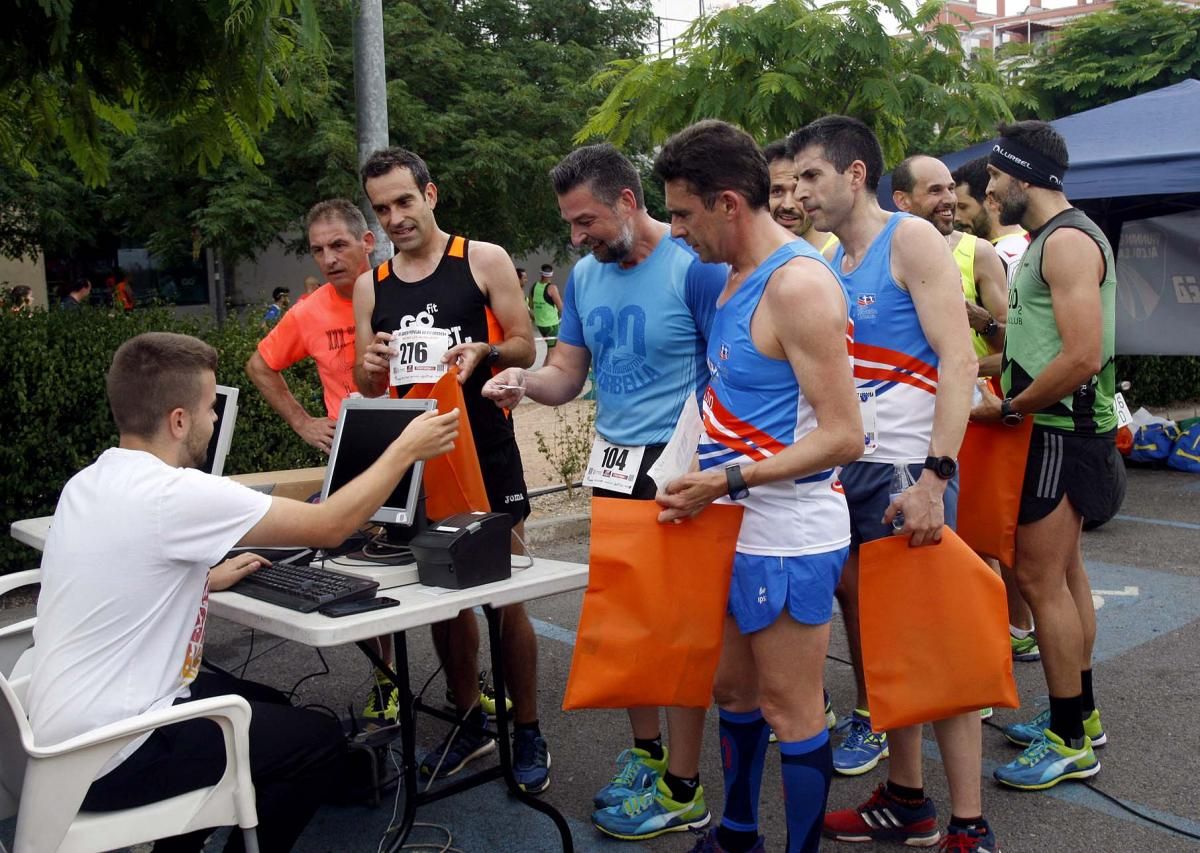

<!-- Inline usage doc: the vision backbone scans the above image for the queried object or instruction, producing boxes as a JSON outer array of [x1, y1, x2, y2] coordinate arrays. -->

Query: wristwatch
[[982, 317, 1000, 337], [725, 466, 750, 500], [484, 344, 501, 366], [1000, 398, 1024, 426], [923, 455, 958, 480]]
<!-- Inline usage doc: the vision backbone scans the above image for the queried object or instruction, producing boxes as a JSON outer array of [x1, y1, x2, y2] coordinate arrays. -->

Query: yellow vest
[[954, 233, 991, 358]]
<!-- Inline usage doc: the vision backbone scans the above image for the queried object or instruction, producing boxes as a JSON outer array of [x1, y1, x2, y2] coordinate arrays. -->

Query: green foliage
[[1007, 0, 1200, 118], [533, 402, 596, 495], [0, 0, 331, 186], [0, 306, 323, 574], [1116, 356, 1200, 409], [578, 0, 1012, 164]]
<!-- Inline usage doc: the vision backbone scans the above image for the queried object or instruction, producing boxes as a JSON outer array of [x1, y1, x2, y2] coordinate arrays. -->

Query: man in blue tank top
[[483, 143, 727, 842], [652, 119, 864, 853], [790, 117, 995, 852]]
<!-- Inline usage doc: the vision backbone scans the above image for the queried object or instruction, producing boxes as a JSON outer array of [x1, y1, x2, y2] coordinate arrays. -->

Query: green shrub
[[1115, 355, 1200, 408], [1, 306, 324, 574]]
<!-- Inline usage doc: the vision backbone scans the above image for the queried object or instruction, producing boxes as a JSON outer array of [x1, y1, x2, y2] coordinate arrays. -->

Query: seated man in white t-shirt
[[26, 331, 458, 853]]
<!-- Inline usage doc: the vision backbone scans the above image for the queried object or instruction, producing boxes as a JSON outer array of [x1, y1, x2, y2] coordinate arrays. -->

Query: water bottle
[[889, 462, 915, 533]]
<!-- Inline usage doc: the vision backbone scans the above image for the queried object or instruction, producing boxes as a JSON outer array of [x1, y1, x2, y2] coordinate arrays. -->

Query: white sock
[[1009, 625, 1033, 639]]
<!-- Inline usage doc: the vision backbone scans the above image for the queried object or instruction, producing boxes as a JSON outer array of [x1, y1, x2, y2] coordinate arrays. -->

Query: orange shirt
[[257, 283, 357, 420]]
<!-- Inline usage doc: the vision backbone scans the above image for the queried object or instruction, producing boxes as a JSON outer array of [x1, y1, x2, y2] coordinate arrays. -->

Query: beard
[[997, 187, 1029, 227], [184, 423, 211, 469], [590, 220, 635, 263]]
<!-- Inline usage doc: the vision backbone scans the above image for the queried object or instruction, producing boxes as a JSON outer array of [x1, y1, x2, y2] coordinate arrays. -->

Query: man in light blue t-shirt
[[483, 143, 726, 842]]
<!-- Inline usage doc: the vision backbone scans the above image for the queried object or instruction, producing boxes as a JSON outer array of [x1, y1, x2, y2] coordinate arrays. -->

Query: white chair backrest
[[0, 673, 32, 821]]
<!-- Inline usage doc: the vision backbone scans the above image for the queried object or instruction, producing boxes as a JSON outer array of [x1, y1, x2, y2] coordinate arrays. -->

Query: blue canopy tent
[[876, 80, 1200, 355]]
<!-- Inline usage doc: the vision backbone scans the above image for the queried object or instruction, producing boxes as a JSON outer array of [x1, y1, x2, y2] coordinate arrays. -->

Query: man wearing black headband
[[973, 120, 1117, 792]]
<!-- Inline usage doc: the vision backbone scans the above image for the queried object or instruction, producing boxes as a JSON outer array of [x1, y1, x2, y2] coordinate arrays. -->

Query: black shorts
[[1019, 426, 1118, 525], [479, 439, 531, 524], [591, 444, 666, 502]]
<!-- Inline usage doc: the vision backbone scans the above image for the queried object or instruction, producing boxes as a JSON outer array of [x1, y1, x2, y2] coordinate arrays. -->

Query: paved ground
[[3, 467, 1198, 851]]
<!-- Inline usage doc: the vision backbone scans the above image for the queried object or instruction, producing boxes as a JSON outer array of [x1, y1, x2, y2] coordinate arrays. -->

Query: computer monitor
[[203, 385, 239, 477], [321, 397, 436, 526]]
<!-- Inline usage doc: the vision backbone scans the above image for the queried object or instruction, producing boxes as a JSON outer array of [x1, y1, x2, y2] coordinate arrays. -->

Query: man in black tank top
[[353, 148, 551, 793]]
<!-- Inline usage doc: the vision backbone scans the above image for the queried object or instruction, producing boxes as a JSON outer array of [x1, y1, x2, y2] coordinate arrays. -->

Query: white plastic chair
[[0, 672, 260, 853], [0, 570, 39, 678]]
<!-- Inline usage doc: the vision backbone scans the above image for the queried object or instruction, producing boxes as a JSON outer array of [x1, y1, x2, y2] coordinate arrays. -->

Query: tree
[[0, 0, 330, 186], [577, 0, 1013, 165], [1007, 0, 1200, 117]]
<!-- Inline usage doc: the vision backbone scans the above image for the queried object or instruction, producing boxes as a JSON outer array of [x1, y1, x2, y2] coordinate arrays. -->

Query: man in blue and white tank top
[[791, 117, 996, 852], [653, 120, 864, 853], [483, 144, 727, 842]]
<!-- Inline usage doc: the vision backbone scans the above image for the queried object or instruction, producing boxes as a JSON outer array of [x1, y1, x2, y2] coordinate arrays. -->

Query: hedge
[[1115, 355, 1200, 408], [1, 306, 324, 574]]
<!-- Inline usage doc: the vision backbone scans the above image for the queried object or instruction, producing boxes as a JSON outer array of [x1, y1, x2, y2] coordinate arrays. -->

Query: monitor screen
[[203, 385, 239, 477], [321, 398, 436, 526]]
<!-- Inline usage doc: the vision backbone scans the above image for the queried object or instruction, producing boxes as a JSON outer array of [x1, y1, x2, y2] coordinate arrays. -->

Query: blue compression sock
[[778, 729, 832, 853], [717, 707, 771, 834]]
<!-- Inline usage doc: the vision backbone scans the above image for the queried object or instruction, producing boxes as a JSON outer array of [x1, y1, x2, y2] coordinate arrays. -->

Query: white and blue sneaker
[[993, 729, 1099, 790], [592, 777, 710, 840], [593, 747, 666, 809], [1003, 707, 1106, 749], [832, 711, 889, 776]]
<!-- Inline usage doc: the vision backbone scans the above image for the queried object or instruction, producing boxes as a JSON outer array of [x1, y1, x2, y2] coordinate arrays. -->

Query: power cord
[[286, 648, 331, 701], [376, 747, 464, 853], [510, 527, 534, 570]]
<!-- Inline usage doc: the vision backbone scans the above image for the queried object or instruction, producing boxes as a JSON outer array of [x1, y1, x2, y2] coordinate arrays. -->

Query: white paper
[[858, 389, 878, 455], [389, 327, 452, 386], [648, 397, 704, 492], [1113, 392, 1133, 429], [582, 438, 645, 495]]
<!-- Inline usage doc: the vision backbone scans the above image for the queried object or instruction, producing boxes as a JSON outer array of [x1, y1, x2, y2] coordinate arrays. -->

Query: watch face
[[937, 457, 956, 478]]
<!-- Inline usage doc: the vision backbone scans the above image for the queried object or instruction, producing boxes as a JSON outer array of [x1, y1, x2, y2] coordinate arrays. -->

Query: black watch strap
[[923, 455, 957, 480], [485, 344, 501, 366], [1001, 398, 1024, 426], [725, 465, 749, 500]]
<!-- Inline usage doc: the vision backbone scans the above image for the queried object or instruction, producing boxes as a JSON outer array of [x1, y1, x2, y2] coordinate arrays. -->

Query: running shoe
[[419, 717, 497, 780], [445, 673, 513, 717], [980, 707, 993, 720], [823, 782, 940, 846], [593, 747, 667, 809], [512, 728, 551, 793], [688, 828, 765, 852], [832, 711, 889, 776], [769, 692, 836, 742], [938, 822, 999, 852], [362, 680, 399, 723], [1003, 707, 1106, 749], [993, 729, 1099, 790], [592, 776, 710, 840], [1010, 632, 1040, 662]]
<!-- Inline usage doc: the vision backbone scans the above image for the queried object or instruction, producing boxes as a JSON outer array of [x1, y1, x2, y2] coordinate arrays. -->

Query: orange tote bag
[[399, 368, 491, 521], [858, 528, 1018, 731], [562, 497, 744, 711], [956, 419, 1033, 568]]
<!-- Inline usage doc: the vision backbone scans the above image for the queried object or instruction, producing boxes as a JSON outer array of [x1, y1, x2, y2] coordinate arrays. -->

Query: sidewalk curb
[[525, 513, 590, 547]]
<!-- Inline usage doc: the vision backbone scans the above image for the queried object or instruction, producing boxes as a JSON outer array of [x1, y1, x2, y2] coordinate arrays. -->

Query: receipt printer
[[411, 511, 513, 589]]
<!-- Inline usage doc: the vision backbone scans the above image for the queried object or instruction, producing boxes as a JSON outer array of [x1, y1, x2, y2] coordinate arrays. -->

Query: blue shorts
[[839, 460, 959, 548], [728, 547, 849, 634]]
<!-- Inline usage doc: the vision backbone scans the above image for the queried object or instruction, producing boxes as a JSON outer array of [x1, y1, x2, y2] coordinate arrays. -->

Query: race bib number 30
[[582, 438, 645, 495], [390, 328, 452, 386]]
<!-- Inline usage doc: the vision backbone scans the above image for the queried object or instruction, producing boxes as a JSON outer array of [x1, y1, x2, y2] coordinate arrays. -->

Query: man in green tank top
[[529, 263, 563, 347], [973, 120, 1118, 792]]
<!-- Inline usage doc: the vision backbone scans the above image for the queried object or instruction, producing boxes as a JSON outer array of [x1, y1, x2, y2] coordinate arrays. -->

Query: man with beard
[[952, 156, 1030, 283], [790, 116, 994, 852], [27, 331, 457, 852], [763, 139, 837, 254], [892, 155, 1008, 378], [974, 120, 1116, 791], [484, 143, 727, 841], [353, 147, 551, 793]]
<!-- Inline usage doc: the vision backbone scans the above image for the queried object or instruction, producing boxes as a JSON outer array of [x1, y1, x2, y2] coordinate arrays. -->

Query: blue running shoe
[[688, 828, 765, 852], [512, 728, 551, 793], [993, 729, 1099, 790], [938, 821, 999, 852], [592, 777, 710, 840], [1003, 707, 1107, 749], [832, 711, 889, 776], [419, 718, 496, 780], [593, 747, 666, 809]]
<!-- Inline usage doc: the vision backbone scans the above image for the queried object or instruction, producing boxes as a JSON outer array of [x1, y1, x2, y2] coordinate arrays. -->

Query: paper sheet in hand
[[647, 397, 703, 492]]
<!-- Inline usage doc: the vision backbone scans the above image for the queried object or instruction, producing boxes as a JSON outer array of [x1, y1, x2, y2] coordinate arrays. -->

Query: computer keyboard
[[230, 562, 380, 613]]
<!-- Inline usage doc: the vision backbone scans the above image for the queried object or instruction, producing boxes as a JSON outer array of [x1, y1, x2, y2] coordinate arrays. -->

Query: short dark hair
[[515, 267, 525, 276], [788, 115, 884, 192], [540, 264, 553, 274], [305, 199, 369, 239], [891, 155, 925, 195], [550, 144, 645, 209], [107, 332, 218, 439], [952, 156, 990, 203], [272, 287, 289, 301], [361, 147, 434, 192], [653, 120, 770, 210], [762, 139, 791, 164], [71, 278, 91, 294], [8, 285, 31, 307], [997, 120, 1069, 170]]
